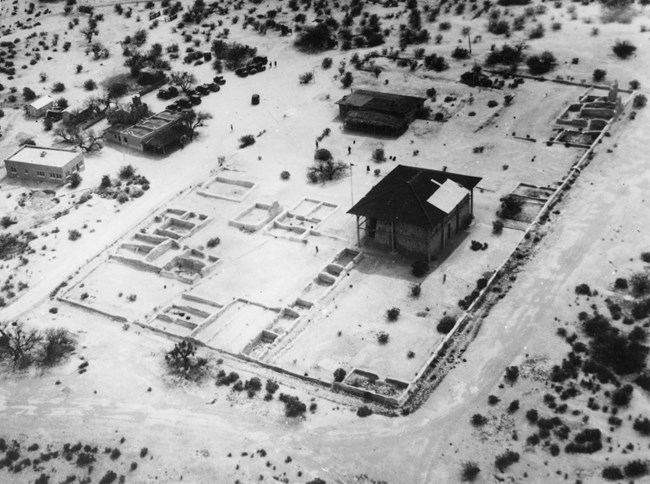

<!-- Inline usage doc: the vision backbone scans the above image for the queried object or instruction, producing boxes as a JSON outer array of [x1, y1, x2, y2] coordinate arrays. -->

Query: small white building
[[4, 145, 84, 184], [26, 95, 54, 117]]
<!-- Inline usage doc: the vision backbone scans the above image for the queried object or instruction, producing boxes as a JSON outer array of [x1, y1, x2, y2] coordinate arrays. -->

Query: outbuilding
[[336, 90, 426, 136], [348, 165, 482, 261], [4, 145, 84, 184], [26, 95, 54, 118]]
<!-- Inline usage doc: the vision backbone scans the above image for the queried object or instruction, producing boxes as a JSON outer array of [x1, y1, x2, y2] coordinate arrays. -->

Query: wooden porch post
[[390, 220, 396, 252]]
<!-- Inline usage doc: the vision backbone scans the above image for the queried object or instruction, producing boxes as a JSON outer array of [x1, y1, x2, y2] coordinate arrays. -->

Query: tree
[[90, 42, 109, 60], [170, 71, 197, 92], [333, 368, 346, 382], [526, 51, 557, 75], [612, 40, 636, 59], [80, 25, 97, 43], [39, 328, 76, 366], [294, 23, 335, 52], [105, 79, 129, 104], [54, 125, 103, 152], [593, 69, 606, 81], [0, 322, 43, 369], [180, 109, 213, 138], [164, 340, 209, 381], [23, 87, 36, 101], [57, 97, 69, 109]]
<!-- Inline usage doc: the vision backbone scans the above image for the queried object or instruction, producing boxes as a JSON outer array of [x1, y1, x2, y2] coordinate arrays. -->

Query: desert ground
[[1, 0, 650, 482]]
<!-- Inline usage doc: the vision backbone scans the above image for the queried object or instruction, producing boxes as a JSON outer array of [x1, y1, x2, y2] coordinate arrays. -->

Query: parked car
[[235, 68, 248, 78], [213, 76, 226, 85], [208, 83, 220, 92], [189, 95, 202, 105]]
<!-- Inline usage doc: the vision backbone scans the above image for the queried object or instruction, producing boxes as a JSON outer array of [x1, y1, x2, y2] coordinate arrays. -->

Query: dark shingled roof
[[348, 165, 482, 228], [336, 89, 426, 116]]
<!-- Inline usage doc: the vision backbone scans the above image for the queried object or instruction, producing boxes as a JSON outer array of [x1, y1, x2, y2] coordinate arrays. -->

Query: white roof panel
[[30, 96, 54, 110], [426, 179, 469, 214]]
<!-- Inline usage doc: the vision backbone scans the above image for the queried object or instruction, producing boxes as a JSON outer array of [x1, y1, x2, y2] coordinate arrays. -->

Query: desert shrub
[[488, 395, 500, 405], [437, 315, 456, 334], [278, 393, 307, 417], [164, 340, 209, 381], [52, 82, 65, 93], [634, 371, 650, 391], [551, 22, 562, 31], [528, 23, 545, 39], [386, 307, 400, 321], [593, 69, 606, 82], [410, 283, 421, 298], [633, 417, 650, 436], [508, 400, 520, 413], [602, 466, 624, 480], [118, 165, 135, 179], [67, 172, 82, 189], [23, 87, 37, 101], [471, 413, 488, 426], [307, 159, 348, 183], [631, 273, 650, 296], [423, 53, 448, 72], [377, 331, 389, 344], [612, 40, 636, 59], [357, 406, 373, 417], [265, 379, 279, 394], [98, 470, 117, 484], [83, 79, 97, 91], [504, 365, 519, 384], [333, 368, 346, 382], [614, 277, 628, 289], [630, 79, 641, 89], [611, 384, 633, 406], [460, 461, 480, 481], [294, 23, 334, 52], [527, 51, 557, 75], [206, 237, 220, 248], [314, 148, 333, 162], [451, 47, 470, 60], [575, 284, 592, 296], [244, 377, 262, 397], [44, 118, 53, 131], [411, 260, 429, 277], [299, 71, 314, 84], [0, 216, 16, 229], [499, 194, 523, 219], [492, 220, 504, 234], [634, 94, 647, 109], [239, 134, 255, 148], [39, 328, 76, 366], [526, 408, 538, 423], [494, 450, 519, 472], [68, 229, 81, 241], [488, 18, 510, 36], [322, 57, 333, 69], [624, 460, 649, 478], [341, 71, 354, 88]]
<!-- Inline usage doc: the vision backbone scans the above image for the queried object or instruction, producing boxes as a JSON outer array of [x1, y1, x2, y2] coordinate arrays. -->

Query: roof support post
[[356, 215, 361, 248], [390, 220, 396, 253]]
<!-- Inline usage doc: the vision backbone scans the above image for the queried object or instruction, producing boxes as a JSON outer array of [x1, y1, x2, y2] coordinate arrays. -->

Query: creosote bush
[[386, 307, 400, 321], [239, 134, 255, 148], [612, 40, 636, 59], [460, 461, 480, 482]]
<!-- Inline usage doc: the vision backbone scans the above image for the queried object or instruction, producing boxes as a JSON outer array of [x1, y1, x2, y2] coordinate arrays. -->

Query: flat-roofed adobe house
[[336, 90, 426, 136], [103, 110, 189, 154], [4, 145, 84, 184], [348, 165, 482, 261], [26, 95, 54, 118]]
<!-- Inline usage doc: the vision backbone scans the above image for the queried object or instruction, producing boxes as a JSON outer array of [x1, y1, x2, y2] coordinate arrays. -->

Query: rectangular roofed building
[[4, 145, 84, 184], [348, 165, 481, 260], [336, 90, 426, 136]]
